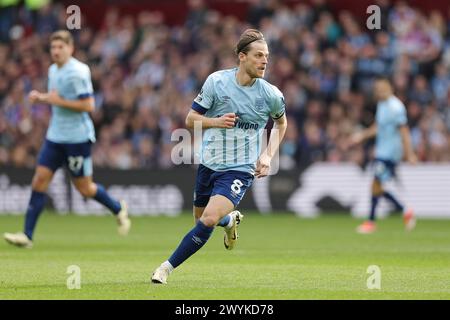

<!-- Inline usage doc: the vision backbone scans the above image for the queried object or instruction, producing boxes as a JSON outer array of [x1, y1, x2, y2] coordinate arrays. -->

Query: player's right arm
[[349, 123, 377, 147], [29, 90, 94, 112], [185, 110, 238, 129], [185, 73, 238, 129], [29, 66, 95, 112]]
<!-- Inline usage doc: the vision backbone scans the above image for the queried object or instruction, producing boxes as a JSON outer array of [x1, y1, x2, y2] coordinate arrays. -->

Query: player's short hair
[[235, 29, 265, 55], [50, 30, 74, 46], [374, 76, 392, 84]]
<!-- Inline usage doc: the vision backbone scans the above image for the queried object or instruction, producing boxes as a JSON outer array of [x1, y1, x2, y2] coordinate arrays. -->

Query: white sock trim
[[162, 261, 174, 273], [225, 213, 234, 229]]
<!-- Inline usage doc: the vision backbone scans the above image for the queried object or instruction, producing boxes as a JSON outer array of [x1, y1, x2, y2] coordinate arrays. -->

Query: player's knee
[[77, 184, 96, 198], [31, 174, 50, 191], [200, 213, 219, 228], [201, 218, 217, 228], [372, 181, 383, 196]]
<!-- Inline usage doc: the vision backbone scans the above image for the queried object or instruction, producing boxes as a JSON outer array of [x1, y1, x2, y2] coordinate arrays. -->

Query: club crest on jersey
[[218, 95, 231, 106], [255, 98, 264, 111]]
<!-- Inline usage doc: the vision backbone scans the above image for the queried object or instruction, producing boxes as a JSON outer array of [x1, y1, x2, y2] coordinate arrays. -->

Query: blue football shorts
[[373, 158, 397, 184], [193, 164, 254, 208], [37, 139, 93, 177]]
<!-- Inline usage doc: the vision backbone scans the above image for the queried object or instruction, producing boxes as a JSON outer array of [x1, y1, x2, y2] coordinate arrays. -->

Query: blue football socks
[[168, 220, 214, 268], [369, 196, 379, 221], [93, 184, 121, 214], [24, 191, 46, 240], [383, 191, 404, 212], [217, 214, 231, 227]]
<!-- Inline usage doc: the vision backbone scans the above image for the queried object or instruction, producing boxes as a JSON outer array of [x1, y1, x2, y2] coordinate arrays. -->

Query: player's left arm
[[396, 103, 417, 164], [255, 114, 288, 178], [30, 90, 94, 112], [399, 125, 417, 164]]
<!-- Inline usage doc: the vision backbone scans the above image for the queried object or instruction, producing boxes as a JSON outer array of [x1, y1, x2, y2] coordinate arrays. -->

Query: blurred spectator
[[246, 0, 276, 28], [408, 75, 434, 106]]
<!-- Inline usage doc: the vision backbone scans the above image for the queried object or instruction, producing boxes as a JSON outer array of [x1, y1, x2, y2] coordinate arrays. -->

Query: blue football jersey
[[192, 68, 286, 174], [46, 57, 95, 143], [375, 95, 407, 162]]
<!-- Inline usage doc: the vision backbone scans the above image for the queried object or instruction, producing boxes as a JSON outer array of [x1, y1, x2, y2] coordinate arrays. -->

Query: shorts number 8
[[231, 179, 243, 194]]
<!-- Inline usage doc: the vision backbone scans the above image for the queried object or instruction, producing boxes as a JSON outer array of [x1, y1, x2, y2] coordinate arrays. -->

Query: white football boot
[[4, 232, 33, 249], [117, 200, 131, 236], [151, 263, 173, 285], [224, 211, 244, 250]]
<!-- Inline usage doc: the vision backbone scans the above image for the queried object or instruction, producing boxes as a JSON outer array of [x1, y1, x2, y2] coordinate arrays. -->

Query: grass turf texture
[[1, 212, 450, 299]]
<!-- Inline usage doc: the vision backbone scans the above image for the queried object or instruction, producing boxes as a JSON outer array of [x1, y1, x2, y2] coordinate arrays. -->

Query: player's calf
[[77, 183, 97, 198], [151, 221, 214, 285]]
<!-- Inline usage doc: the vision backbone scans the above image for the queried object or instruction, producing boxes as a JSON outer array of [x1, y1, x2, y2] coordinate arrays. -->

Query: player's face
[[50, 40, 73, 65], [374, 80, 392, 101], [241, 41, 269, 79]]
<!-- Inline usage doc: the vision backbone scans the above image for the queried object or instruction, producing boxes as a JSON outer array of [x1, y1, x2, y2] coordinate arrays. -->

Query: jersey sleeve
[[68, 70, 94, 99], [192, 74, 215, 114], [47, 66, 54, 92], [396, 104, 407, 127], [270, 86, 286, 120]]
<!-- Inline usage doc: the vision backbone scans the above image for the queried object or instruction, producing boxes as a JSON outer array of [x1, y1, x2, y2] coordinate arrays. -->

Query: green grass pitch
[[1, 212, 450, 299]]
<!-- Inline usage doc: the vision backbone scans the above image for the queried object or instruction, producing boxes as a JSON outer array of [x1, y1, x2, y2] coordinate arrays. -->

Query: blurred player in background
[[151, 29, 287, 284], [349, 78, 417, 234], [3, 30, 131, 248]]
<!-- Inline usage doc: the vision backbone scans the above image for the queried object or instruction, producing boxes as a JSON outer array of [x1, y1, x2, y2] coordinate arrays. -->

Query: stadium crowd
[[1, 0, 450, 170]]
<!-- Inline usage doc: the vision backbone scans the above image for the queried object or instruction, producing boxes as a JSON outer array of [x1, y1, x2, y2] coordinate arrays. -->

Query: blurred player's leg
[[72, 176, 131, 236], [3, 232, 33, 249], [4, 145, 58, 248], [4, 166, 53, 247], [356, 220, 377, 234], [382, 191, 416, 231], [116, 200, 130, 235], [358, 167, 416, 234], [403, 207, 416, 231], [357, 179, 382, 234], [152, 195, 234, 284], [382, 191, 404, 212], [68, 142, 130, 235]]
